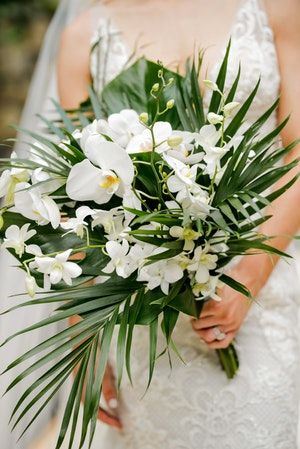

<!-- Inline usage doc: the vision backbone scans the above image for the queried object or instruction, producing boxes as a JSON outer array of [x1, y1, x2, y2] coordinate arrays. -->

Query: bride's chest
[[90, 0, 280, 126]]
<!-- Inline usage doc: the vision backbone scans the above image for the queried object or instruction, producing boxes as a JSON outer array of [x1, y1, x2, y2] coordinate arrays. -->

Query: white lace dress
[[83, 1, 300, 448]]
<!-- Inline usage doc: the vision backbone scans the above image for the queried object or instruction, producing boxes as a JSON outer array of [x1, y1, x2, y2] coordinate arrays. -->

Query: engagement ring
[[212, 327, 227, 341]]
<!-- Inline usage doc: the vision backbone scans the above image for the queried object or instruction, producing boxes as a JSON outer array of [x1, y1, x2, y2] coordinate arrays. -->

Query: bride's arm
[[192, 0, 300, 348], [57, 11, 92, 109]]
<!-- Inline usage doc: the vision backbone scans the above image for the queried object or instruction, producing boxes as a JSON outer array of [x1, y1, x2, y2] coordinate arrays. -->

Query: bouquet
[[0, 43, 298, 448]]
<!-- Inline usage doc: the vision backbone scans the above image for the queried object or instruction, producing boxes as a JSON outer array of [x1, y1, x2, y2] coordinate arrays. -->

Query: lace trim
[[90, 17, 129, 93]]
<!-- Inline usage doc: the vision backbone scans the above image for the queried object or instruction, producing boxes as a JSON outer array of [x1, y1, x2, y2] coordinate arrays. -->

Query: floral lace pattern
[[84, 1, 300, 448]]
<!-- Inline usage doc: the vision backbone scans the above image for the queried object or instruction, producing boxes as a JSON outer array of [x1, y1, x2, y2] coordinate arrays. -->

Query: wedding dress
[[74, 1, 300, 448]]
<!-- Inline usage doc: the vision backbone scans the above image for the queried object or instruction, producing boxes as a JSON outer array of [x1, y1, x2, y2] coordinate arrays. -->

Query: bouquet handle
[[216, 344, 239, 379]]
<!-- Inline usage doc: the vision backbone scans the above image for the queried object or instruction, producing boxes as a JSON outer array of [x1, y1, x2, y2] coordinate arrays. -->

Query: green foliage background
[[0, 0, 59, 157]]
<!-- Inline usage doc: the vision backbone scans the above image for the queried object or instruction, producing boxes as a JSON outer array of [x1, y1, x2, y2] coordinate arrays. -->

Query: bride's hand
[[98, 363, 123, 430], [191, 254, 272, 349]]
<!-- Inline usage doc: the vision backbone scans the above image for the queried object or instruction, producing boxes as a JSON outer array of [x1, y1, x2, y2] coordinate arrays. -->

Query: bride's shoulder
[[59, 9, 92, 53], [265, 0, 300, 36]]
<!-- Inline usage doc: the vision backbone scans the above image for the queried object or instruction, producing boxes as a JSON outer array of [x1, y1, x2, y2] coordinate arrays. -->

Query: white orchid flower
[[209, 230, 229, 254], [91, 207, 129, 241], [165, 154, 199, 194], [60, 206, 95, 239], [166, 131, 204, 165], [66, 141, 134, 205], [0, 153, 30, 205], [91, 207, 122, 230], [107, 109, 145, 147], [102, 239, 134, 278], [2, 223, 36, 257], [14, 182, 60, 228], [192, 275, 223, 301], [29, 141, 68, 169], [127, 242, 155, 269], [187, 245, 218, 283], [72, 129, 82, 140], [169, 225, 200, 251], [195, 124, 221, 151], [80, 119, 112, 153], [26, 244, 43, 256], [33, 249, 82, 288], [126, 121, 172, 154], [203, 146, 229, 178], [138, 255, 184, 295], [31, 168, 63, 196], [179, 184, 211, 220]]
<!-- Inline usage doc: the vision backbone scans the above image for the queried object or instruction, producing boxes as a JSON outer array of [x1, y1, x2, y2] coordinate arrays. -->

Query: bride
[[3, 0, 300, 448]]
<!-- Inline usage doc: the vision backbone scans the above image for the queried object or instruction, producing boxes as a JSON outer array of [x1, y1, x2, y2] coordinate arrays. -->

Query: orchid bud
[[203, 79, 219, 91], [139, 112, 149, 124], [223, 101, 240, 117], [167, 135, 183, 147], [0, 214, 3, 230], [152, 83, 160, 92], [25, 274, 37, 298], [166, 99, 175, 109], [207, 112, 224, 125]]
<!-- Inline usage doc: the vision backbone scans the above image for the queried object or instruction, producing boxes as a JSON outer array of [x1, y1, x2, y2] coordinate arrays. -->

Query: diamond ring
[[212, 326, 227, 341]]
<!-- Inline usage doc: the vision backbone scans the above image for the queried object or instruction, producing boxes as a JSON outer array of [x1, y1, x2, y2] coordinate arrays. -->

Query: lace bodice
[[79, 2, 300, 449]]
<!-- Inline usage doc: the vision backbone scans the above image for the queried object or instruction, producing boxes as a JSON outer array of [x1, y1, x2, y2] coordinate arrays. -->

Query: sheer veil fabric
[[1, 1, 300, 448]]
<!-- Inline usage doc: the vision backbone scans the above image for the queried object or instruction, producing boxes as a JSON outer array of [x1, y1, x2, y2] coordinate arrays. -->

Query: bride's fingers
[[200, 299, 223, 318], [191, 316, 225, 331], [98, 406, 122, 429], [103, 364, 119, 411]]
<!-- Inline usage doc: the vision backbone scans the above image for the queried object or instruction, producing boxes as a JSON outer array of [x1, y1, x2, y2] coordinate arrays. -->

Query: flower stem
[[216, 344, 239, 379]]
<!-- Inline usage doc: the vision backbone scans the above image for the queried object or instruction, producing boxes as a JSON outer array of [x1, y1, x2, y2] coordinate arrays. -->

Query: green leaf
[[79, 336, 99, 448], [224, 77, 260, 139], [87, 86, 104, 119], [52, 99, 76, 133], [145, 316, 158, 392], [9, 339, 92, 425], [3, 326, 99, 391], [209, 39, 231, 113], [55, 350, 90, 449], [89, 306, 119, 446], [169, 286, 200, 318], [16, 370, 71, 442], [219, 273, 252, 299], [190, 61, 205, 127], [161, 307, 179, 344], [125, 289, 144, 384], [225, 63, 241, 103], [116, 296, 131, 389]]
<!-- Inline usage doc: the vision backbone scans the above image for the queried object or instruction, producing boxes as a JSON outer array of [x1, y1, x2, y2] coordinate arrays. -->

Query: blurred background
[[0, 0, 58, 157]]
